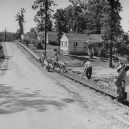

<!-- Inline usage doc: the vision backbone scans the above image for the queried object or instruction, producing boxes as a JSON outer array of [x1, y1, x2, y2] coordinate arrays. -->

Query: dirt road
[[0, 42, 129, 129]]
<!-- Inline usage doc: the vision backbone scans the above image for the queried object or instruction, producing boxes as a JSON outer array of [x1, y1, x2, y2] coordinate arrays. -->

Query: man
[[82, 60, 92, 80], [58, 61, 67, 73], [52, 54, 59, 70], [115, 62, 128, 102], [40, 52, 45, 67]]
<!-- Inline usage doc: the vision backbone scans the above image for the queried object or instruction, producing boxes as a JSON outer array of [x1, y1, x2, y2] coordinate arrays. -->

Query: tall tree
[[32, 0, 55, 32], [100, 0, 122, 67], [15, 8, 26, 42], [69, 0, 84, 33], [54, 9, 68, 53], [30, 27, 37, 34]]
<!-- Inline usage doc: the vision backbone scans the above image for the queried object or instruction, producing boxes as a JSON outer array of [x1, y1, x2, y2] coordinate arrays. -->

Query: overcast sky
[[0, 0, 128, 33]]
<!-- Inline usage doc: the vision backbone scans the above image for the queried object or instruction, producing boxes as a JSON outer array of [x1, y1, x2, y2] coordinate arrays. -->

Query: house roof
[[86, 34, 103, 43], [37, 31, 58, 42], [64, 33, 103, 43], [65, 33, 86, 41]]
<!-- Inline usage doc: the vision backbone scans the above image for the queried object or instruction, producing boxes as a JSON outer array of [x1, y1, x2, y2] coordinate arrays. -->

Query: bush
[[94, 51, 99, 56], [99, 50, 107, 57], [37, 42, 44, 49], [23, 39, 29, 46], [89, 52, 94, 58]]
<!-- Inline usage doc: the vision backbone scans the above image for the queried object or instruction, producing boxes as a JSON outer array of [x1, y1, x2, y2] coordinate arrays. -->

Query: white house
[[60, 33, 103, 55]]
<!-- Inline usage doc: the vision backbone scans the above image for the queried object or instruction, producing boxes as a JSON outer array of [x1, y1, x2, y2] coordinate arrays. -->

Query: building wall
[[68, 40, 89, 55], [60, 33, 104, 55], [60, 34, 69, 54]]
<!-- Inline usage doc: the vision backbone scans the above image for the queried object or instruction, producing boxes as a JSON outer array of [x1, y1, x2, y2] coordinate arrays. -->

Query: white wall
[[69, 40, 88, 55], [60, 34, 69, 54]]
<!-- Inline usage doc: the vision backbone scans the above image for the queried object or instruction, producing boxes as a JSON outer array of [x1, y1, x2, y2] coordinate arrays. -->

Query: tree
[[0, 31, 16, 42], [15, 29, 21, 40], [15, 8, 26, 42], [69, 0, 85, 33], [54, 9, 68, 53], [30, 27, 37, 33], [100, 0, 122, 67], [32, 0, 55, 32], [115, 33, 129, 56]]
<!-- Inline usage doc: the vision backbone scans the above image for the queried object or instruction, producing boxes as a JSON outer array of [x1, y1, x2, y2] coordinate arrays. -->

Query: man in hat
[[40, 52, 45, 67], [115, 62, 128, 102]]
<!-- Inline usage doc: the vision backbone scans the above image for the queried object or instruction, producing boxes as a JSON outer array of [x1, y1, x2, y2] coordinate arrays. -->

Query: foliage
[[32, 0, 55, 32], [15, 8, 26, 41], [30, 27, 37, 33], [37, 42, 44, 49], [54, 9, 68, 47], [0, 32, 16, 42], [100, 0, 122, 67], [115, 33, 129, 55]]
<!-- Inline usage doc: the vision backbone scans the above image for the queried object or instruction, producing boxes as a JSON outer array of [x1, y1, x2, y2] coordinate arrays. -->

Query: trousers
[[86, 66, 92, 80]]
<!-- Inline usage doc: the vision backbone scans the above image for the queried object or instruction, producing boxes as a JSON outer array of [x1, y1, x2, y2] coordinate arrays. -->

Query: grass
[[28, 43, 119, 89]]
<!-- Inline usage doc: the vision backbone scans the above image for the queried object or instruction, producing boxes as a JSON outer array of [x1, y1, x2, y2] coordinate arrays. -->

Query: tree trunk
[[109, 41, 113, 67]]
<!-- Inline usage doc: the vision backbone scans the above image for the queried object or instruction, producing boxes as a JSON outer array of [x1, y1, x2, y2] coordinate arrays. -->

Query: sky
[[0, 0, 128, 33]]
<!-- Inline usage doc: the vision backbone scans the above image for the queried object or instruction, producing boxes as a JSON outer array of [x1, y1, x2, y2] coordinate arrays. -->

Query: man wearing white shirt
[[82, 60, 92, 80]]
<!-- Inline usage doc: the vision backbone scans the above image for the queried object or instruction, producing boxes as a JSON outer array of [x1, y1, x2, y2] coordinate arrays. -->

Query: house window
[[74, 42, 78, 47], [61, 41, 63, 46], [98, 43, 102, 47]]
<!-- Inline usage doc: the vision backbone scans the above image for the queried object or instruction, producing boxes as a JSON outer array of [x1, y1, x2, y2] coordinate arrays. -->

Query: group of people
[[40, 52, 128, 103], [40, 52, 67, 73], [40, 51, 93, 79], [82, 59, 129, 103]]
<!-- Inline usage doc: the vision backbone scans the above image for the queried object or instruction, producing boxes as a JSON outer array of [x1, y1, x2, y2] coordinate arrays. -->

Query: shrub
[[89, 52, 94, 58], [37, 42, 44, 49], [99, 49, 107, 57]]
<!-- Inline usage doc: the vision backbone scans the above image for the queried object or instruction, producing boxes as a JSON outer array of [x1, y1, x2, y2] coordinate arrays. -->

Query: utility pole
[[44, 0, 48, 56], [5, 28, 7, 42]]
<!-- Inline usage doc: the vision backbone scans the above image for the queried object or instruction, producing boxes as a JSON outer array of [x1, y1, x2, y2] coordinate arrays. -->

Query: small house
[[37, 31, 58, 45], [60, 33, 103, 55]]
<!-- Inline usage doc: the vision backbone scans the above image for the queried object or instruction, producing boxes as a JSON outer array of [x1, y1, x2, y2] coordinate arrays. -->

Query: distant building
[[37, 31, 58, 45], [60, 33, 103, 55]]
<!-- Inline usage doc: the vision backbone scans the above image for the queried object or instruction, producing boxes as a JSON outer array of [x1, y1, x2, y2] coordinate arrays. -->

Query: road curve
[[0, 42, 129, 129]]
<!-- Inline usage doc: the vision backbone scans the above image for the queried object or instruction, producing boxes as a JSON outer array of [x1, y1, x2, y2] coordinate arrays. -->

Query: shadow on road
[[0, 84, 66, 114]]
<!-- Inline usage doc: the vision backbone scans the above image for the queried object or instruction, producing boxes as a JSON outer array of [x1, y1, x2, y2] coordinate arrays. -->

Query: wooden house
[[60, 33, 103, 55], [37, 31, 58, 45]]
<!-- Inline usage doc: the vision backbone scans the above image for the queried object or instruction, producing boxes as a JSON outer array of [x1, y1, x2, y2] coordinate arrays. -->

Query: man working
[[115, 61, 129, 103], [82, 60, 92, 80], [40, 52, 45, 67]]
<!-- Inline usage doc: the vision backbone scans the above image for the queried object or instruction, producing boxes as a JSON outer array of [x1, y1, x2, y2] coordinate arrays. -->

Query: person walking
[[40, 52, 45, 67], [82, 60, 92, 80], [114, 61, 128, 102]]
